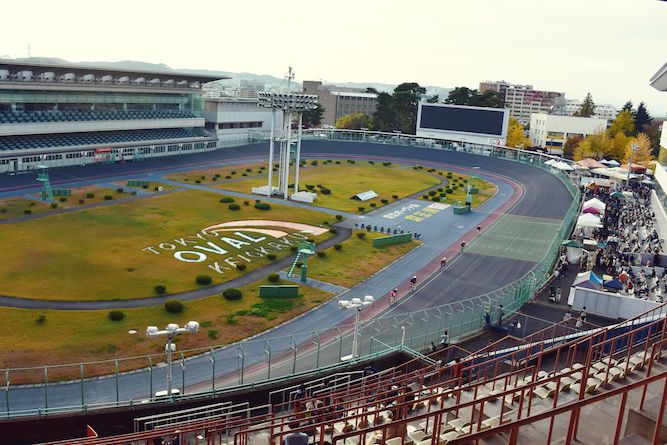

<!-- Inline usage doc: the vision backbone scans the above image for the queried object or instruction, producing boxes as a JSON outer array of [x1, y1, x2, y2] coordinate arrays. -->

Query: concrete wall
[[571, 286, 660, 319], [530, 113, 607, 148]]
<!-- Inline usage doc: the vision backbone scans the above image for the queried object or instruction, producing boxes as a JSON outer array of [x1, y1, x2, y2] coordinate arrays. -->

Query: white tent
[[607, 159, 621, 167], [583, 197, 606, 211], [554, 161, 574, 171], [545, 159, 558, 166], [577, 213, 603, 228]]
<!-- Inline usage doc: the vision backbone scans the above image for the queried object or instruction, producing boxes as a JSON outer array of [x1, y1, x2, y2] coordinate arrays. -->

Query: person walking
[[497, 304, 504, 326], [440, 331, 449, 349]]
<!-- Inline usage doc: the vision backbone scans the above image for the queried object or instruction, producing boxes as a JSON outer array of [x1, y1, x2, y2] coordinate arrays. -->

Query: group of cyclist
[[387, 225, 482, 306]]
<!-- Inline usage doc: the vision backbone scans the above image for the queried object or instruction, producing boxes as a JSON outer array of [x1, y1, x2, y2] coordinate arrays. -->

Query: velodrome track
[[0, 141, 574, 414]]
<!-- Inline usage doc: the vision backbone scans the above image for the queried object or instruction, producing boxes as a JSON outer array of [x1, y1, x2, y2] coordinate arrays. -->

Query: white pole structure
[[283, 110, 293, 199], [339, 296, 374, 358], [627, 143, 638, 188], [267, 110, 276, 196], [146, 321, 199, 397], [295, 112, 303, 194]]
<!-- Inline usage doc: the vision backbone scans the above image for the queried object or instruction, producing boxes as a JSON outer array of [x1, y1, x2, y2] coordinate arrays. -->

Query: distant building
[[303, 80, 376, 126], [552, 98, 618, 121], [204, 98, 278, 142], [239, 79, 265, 99], [529, 113, 607, 150], [479, 80, 564, 125]]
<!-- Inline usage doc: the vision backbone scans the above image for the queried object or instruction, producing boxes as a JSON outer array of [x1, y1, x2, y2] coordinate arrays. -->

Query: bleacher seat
[[0, 109, 197, 126]]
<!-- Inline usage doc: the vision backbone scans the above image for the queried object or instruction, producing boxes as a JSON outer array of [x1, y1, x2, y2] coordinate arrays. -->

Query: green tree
[[574, 93, 595, 117], [470, 90, 504, 108], [621, 101, 634, 113], [444, 87, 474, 105], [426, 95, 439, 103], [634, 102, 652, 135], [371, 91, 396, 131], [302, 102, 324, 128], [336, 112, 372, 130], [609, 109, 636, 137], [392, 82, 426, 134]]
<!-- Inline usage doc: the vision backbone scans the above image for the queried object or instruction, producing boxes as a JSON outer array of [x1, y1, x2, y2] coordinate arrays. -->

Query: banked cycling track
[[0, 140, 574, 415]]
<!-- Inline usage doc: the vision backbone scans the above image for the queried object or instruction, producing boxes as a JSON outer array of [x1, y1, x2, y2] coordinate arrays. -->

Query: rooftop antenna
[[286, 67, 294, 92]]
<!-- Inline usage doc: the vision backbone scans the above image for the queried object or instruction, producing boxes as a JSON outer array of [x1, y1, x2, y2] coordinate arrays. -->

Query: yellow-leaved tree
[[624, 133, 654, 166], [506, 117, 530, 148], [573, 132, 611, 161]]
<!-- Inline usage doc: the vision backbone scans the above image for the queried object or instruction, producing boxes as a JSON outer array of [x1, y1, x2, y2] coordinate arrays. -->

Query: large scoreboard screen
[[417, 103, 509, 140]]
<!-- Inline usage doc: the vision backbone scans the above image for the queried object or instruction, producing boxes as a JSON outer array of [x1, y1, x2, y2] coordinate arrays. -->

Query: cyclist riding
[[409, 275, 417, 292]]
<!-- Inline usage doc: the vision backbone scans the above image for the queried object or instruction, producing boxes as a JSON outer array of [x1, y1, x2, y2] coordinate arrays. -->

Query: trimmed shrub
[[226, 175, 232, 179], [165, 300, 184, 314], [366, 225, 372, 231], [334, 243, 343, 251], [51, 203, 58, 209], [368, 160, 375, 164], [381, 199, 389, 204], [329, 228, 338, 234], [310, 160, 318, 166], [244, 200, 250, 206], [223, 288, 243, 300], [383, 162, 392, 166], [36, 314, 46, 325], [208, 330, 218, 339], [438, 172, 443, 176], [196, 275, 212, 285], [335, 214, 343, 220], [104, 195, 113, 200], [422, 194, 429, 199], [246, 168, 252, 172], [86, 192, 95, 199], [446, 188, 454, 194], [220, 197, 235, 203], [212, 177, 218, 181], [59, 197, 67, 202], [268, 273, 280, 283], [231, 170, 237, 175], [295, 261, 303, 268], [78, 199, 85, 204], [392, 195, 399, 199], [428, 190, 437, 196], [358, 206, 365, 212], [320, 188, 331, 195], [316, 251, 326, 258], [195, 180, 201, 184], [335, 161, 341, 164], [116, 188, 124, 193], [356, 232, 366, 239], [267, 253, 277, 260], [108, 310, 125, 321], [432, 196, 441, 202], [323, 221, 329, 226], [241, 173, 247, 177], [154, 284, 167, 294], [437, 188, 444, 192], [370, 203, 377, 207], [236, 263, 247, 271], [290, 246, 298, 252], [305, 184, 315, 190], [228, 203, 241, 210], [255, 202, 271, 210], [0, 208, 6, 213], [24, 209, 32, 215]]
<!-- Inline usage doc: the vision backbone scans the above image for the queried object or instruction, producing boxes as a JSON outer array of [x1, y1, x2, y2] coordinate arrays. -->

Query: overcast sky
[[3, 0, 666, 116]]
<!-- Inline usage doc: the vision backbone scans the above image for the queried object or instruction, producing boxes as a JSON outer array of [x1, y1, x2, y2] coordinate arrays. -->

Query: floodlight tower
[[257, 68, 318, 200]]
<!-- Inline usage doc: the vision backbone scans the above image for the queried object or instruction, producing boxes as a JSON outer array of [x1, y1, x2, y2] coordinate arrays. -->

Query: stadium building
[[0, 59, 227, 173]]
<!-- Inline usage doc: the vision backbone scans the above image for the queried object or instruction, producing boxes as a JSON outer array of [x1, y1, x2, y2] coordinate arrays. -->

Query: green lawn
[[215, 160, 441, 213], [416, 170, 497, 208], [0, 189, 334, 300], [303, 231, 419, 288], [0, 278, 332, 380]]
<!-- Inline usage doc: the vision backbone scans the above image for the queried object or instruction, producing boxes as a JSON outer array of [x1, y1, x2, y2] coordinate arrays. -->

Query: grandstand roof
[[0, 59, 229, 85], [650, 61, 667, 92]]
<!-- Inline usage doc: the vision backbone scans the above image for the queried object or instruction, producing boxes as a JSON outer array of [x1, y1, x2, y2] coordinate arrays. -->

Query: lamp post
[[627, 143, 638, 188], [339, 296, 374, 358], [146, 321, 200, 397]]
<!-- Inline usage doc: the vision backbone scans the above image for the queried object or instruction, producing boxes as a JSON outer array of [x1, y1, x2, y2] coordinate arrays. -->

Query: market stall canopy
[[577, 158, 606, 169], [573, 271, 603, 289], [577, 213, 603, 228], [603, 279, 624, 290], [621, 163, 647, 173], [583, 206, 602, 215], [562, 239, 584, 248], [610, 191, 626, 199], [600, 159, 621, 167], [584, 197, 606, 211], [586, 178, 614, 189], [553, 161, 574, 171]]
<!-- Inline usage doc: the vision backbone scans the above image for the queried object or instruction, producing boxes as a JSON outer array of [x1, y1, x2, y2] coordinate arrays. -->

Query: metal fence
[[0, 131, 580, 418]]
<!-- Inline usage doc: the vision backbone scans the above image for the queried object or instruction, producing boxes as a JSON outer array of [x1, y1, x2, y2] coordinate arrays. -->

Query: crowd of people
[[566, 183, 665, 302]]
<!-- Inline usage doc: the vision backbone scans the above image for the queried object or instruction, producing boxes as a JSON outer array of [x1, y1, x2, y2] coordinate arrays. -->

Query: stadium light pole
[[146, 321, 200, 397], [339, 296, 374, 358]]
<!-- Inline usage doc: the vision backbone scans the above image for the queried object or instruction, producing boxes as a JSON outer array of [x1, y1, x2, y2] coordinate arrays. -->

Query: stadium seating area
[[0, 128, 197, 151], [50, 303, 667, 445], [0, 109, 197, 124]]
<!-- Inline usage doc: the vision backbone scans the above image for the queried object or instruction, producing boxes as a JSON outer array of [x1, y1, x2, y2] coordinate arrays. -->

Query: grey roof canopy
[[0, 59, 229, 89]]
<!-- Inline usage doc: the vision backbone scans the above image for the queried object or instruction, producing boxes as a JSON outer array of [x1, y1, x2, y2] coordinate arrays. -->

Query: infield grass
[[0, 189, 333, 300]]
